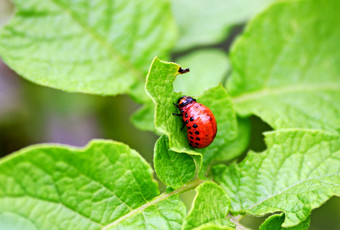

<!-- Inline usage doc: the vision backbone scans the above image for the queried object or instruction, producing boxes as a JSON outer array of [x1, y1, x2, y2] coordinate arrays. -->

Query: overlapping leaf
[[0, 140, 186, 229], [213, 129, 340, 227], [183, 182, 234, 230], [228, 0, 340, 132], [0, 0, 177, 100], [154, 135, 196, 189]]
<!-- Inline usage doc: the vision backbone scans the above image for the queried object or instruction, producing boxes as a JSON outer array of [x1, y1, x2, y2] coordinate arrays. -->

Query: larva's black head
[[177, 96, 196, 108]]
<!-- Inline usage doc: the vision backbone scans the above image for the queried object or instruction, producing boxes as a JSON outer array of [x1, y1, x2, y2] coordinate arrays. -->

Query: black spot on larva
[[193, 124, 198, 128], [181, 110, 184, 113], [185, 120, 189, 123], [195, 131, 199, 135], [196, 137, 200, 141], [190, 140, 193, 144], [187, 126, 191, 129], [189, 131, 193, 134], [195, 143, 199, 145], [185, 113, 188, 118], [190, 117, 194, 121], [190, 136, 194, 139]]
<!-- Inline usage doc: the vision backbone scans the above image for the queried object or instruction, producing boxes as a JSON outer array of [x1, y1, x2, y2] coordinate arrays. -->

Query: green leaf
[[154, 135, 196, 189], [228, 0, 340, 132], [171, 0, 276, 51], [183, 182, 234, 230], [0, 140, 186, 229], [0, 0, 177, 99], [146, 57, 237, 163], [174, 49, 230, 97], [214, 117, 250, 162], [107, 195, 185, 230], [146, 58, 190, 151], [260, 213, 310, 230], [213, 129, 340, 227]]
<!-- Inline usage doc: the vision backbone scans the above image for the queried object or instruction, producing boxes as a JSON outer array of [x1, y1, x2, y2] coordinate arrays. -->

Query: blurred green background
[[0, 0, 339, 229]]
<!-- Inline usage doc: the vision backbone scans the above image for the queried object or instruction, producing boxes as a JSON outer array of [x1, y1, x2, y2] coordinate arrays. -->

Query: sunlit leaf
[[228, 0, 340, 132], [213, 129, 340, 227], [183, 182, 234, 230], [0, 140, 186, 229], [154, 135, 196, 189], [0, 0, 177, 100]]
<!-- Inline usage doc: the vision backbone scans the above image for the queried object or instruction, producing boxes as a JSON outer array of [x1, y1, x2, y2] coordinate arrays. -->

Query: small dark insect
[[172, 96, 217, 148]]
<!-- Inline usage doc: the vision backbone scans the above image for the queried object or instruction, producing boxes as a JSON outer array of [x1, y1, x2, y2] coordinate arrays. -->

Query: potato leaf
[[154, 135, 196, 189], [228, 0, 340, 133], [213, 129, 340, 227], [0, 140, 186, 229], [183, 182, 234, 230], [0, 0, 177, 100]]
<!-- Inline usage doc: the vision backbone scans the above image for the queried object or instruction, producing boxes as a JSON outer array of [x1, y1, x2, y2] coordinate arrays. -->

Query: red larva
[[173, 96, 217, 148]]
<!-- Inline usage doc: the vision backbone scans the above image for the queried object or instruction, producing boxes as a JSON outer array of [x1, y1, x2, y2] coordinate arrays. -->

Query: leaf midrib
[[232, 83, 340, 104], [101, 178, 204, 230], [49, 0, 143, 80]]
